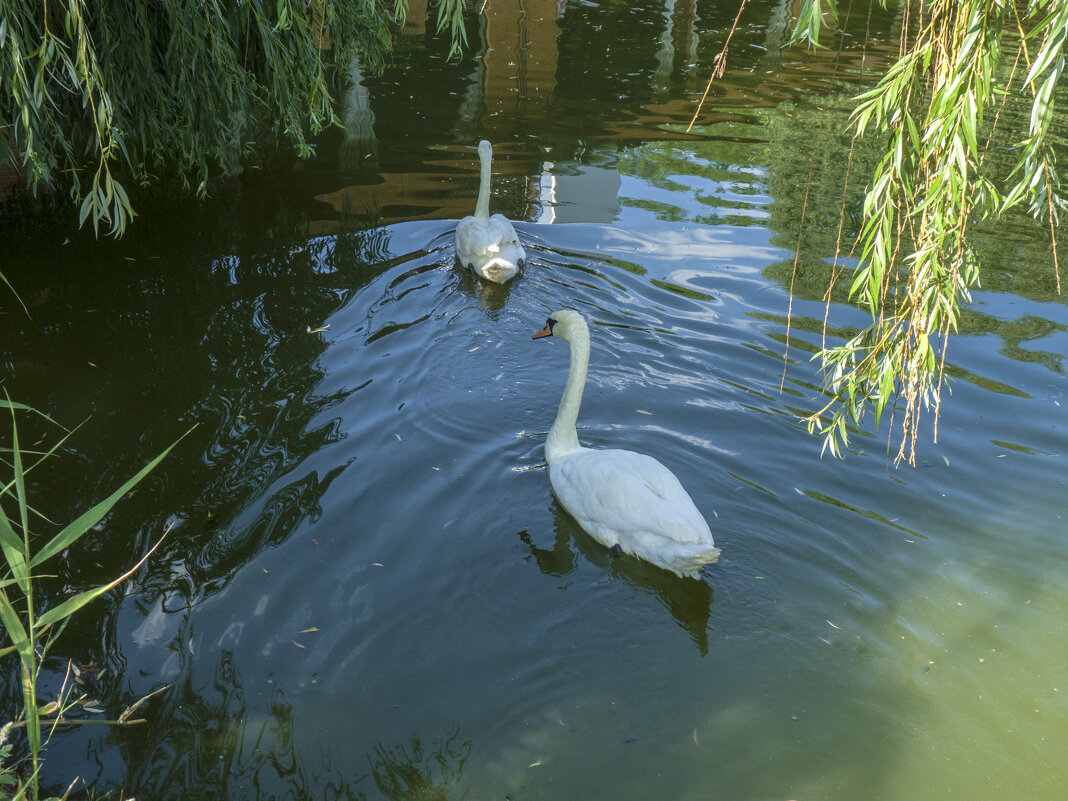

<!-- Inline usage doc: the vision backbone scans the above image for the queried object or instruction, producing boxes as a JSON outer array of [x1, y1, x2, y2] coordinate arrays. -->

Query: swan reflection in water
[[518, 503, 716, 656]]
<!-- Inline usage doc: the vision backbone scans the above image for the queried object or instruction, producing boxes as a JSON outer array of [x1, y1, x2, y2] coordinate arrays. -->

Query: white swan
[[455, 140, 526, 284], [533, 310, 720, 578]]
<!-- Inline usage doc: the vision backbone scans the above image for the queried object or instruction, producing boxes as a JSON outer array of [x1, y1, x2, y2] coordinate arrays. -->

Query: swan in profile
[[455, 140, 526, 284], [532, 310, 720, 578]]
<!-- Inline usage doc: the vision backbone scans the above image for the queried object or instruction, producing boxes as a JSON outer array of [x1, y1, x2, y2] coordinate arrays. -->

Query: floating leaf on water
[[469, 347, 480, 352], [301, 627, 319, 633], [826, 619, 840, 630], [293, 641, 305, 649], [119, 685, 171, 723], [636, 409, 651, 415], [692, 727, 699, 746], [529, 761, 541, 768], [372, 562, 384, 567], [306, 324, 331, 333], [942, 454, 950, 466]]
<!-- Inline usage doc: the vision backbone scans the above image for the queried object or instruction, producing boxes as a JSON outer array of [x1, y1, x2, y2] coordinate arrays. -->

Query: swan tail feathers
[[668, 545, 721, 578]]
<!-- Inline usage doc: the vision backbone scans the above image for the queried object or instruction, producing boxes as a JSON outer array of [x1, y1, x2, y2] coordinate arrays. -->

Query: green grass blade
[[35, 523, 173, 629], [0, 590, 31, 664], [3, 402, 32, 595], [35, 583, 120, 630], [0, 506, 25, 553], [0, 396, 63, 428], [30, 432, 188, 569]]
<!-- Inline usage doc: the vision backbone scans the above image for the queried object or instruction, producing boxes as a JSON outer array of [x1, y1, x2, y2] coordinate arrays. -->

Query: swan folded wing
[[488, 214, 521, 246], [549, 448, 712, 550], [455, 216, 490, 263]]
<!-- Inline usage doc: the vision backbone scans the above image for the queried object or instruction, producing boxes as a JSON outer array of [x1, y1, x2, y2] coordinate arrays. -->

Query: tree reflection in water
[[124, 642, 471, 800], [370, 730, 470, 801]]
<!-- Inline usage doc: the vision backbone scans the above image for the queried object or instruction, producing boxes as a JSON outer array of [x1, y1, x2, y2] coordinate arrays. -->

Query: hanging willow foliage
[[789, 0, 1066, 464], [0, 0, 466, 236]]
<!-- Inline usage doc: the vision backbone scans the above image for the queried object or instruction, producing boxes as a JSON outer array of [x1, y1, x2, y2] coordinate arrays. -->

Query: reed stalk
[[1, 395, 186, 799]]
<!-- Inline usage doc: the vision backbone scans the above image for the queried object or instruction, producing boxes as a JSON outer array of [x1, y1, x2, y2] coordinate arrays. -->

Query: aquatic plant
[[0, 396, 184, 799], [782, 0, 1065, 463]]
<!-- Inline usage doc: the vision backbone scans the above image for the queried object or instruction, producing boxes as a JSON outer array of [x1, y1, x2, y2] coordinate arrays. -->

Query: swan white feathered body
[[455, 140, 526, 284], [533, 310, 720, 578]]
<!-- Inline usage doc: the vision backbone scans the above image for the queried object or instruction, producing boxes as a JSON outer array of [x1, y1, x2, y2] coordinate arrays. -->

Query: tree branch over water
[[786, 0, 1065, 464], [0, 0, 466, 236]]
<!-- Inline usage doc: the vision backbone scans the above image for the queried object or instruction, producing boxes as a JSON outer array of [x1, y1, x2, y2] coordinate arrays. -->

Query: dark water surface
[[2, 1, 1066, 800]]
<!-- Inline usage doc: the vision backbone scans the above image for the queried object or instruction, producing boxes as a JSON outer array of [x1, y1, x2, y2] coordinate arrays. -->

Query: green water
[[2, 2, 1066, 800]]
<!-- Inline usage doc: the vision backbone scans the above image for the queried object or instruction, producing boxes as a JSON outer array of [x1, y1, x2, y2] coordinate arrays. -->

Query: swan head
[[532, 309, 588, 342]]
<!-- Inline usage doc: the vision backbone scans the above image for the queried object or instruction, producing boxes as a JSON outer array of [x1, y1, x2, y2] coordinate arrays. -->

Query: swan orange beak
[[532, 319, 554, 339]]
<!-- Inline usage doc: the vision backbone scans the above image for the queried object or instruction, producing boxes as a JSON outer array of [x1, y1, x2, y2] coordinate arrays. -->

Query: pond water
[[2, 1, 1066, 800]]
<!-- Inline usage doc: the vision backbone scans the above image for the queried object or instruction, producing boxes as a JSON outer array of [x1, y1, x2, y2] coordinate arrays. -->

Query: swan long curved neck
[[546, 327, 589, 463], [475, 144, 492, 220]]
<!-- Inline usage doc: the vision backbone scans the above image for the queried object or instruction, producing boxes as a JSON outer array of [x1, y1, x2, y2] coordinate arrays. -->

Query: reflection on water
[[1, 1, 1066, 800], [520, 503, 716, 655], [119, 637, 471, 800], [371, 731, 470, 801], [10, 206, 1063, 801]]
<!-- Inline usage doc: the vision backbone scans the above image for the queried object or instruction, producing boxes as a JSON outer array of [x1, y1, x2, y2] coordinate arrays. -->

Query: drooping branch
[[0, 0, 468, 237], [787, 0, 1065, 463]]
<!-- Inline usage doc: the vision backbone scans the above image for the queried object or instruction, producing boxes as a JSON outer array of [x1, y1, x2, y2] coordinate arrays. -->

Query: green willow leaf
[[795, 0, 1064, 462]]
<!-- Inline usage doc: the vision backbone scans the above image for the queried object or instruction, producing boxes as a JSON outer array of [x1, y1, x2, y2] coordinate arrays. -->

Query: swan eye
[[546, 317, 557, 329]]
